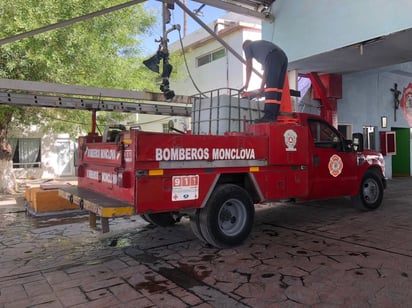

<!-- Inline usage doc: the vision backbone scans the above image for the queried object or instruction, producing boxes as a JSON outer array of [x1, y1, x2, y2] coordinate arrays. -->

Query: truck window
[[308, 119, 341, 148]]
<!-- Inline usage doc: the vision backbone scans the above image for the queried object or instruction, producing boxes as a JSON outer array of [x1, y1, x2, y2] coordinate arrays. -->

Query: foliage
[[0, 0, 159, 138]]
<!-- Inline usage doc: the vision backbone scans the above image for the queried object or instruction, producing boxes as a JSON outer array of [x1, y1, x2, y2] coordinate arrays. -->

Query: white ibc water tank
[[191, 89, 264, 135]]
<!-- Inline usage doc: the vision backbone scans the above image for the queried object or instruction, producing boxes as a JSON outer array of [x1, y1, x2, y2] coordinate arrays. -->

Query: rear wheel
[[352, 171, 384, 211], [198, 184, 254, 248], [140, 214, 152, 224], [190, 210, 207, 243]]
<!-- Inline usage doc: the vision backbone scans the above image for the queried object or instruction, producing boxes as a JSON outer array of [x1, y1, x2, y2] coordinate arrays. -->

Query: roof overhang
[[191, 0, 275, 21], [289, 28, 412, 75]]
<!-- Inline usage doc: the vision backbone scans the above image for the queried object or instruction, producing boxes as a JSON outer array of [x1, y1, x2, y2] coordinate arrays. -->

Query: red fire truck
[[60, 93, 386, 248]]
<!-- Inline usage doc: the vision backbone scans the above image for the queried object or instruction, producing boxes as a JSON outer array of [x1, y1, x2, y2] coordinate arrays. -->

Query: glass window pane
[[197, 54, 210, 67], [212, 48, 225, 61], [13, 138, 41, 168]]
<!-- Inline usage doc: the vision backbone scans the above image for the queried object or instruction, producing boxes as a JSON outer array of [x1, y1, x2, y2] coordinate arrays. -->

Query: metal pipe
[[91, 110, 97, 134], [162, 2, 168, 52]]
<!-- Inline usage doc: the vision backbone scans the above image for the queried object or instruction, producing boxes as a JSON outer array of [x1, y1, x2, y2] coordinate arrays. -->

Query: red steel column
[[308, 73, 342, 128]]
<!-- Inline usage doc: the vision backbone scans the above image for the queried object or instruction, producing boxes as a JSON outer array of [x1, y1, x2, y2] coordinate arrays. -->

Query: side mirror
[[352, 133, 364, 152]]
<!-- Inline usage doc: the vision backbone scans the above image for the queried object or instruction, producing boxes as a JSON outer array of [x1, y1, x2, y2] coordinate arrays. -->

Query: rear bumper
[[59, 186, 135, 218]]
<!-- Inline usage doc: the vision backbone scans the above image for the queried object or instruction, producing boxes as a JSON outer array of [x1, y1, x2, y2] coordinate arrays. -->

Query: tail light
[[118, 171, 133, 188], [77, 165, 86, 177]]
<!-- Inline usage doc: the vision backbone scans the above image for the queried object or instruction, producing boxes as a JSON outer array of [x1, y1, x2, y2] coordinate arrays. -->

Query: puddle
[[0, 207, 88, 230], [30, 214, 89, 228]]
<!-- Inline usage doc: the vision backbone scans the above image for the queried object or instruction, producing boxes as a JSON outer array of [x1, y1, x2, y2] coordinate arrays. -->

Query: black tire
[[199, 184, 254, 248], [142, 212, 179, 227], [140, 214, 152, 224], [352, 171, 384, 211], [189, 210, 207, 243]]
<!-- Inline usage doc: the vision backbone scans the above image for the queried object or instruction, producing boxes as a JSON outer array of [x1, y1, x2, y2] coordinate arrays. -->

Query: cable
[[177, 28, 206, 97]]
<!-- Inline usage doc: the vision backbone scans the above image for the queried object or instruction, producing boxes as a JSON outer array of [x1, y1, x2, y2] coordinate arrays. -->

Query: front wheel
[[352, 171, 384, 211], [198, 184, 254, 248]]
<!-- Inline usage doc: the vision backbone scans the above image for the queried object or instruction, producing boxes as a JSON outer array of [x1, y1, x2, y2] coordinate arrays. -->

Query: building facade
[[8, 127, 76, 179], [169, 12, 262, 95]]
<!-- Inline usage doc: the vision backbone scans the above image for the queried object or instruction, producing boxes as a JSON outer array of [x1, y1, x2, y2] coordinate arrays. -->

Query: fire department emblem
[[328, 154, 343, 177], [400, 83, 412, 127], [284, 129, 297, 151]]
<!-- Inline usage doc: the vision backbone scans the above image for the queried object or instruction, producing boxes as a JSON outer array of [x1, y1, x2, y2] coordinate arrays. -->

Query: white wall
[[9, 127, 76, 179], [169, 14, 261, 96], [337, 61, 412, 178], [265, 0, 412, 62], [170, 30, 261, 95], [137, 114, 190, 133], [339, 63, 412, 132]]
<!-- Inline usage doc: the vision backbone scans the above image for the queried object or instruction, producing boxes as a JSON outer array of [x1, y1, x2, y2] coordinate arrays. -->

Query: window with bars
[[196, 48, 226, 67]]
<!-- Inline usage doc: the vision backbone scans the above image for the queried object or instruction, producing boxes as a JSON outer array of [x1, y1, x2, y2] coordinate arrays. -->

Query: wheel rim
[[362, 178, 379, 204], [217, 198, 247, 236]]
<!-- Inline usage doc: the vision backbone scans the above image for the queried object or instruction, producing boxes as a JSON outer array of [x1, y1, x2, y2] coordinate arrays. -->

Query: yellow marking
[[123, 139, 132, 145], [249, 166, 260, 172], [149, 169, 164, 176], [83, 200, 135, 218]]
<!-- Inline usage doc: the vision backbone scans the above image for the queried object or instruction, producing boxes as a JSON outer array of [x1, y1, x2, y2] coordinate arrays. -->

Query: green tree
[[0, 0, 159, 193]]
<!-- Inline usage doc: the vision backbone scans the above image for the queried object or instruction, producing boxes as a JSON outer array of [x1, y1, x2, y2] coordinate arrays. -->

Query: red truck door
[[307, 118, 358, 199]]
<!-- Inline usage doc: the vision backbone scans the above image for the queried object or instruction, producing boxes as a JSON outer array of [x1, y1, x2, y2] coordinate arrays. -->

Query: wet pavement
[[1, 177, 412, 307]]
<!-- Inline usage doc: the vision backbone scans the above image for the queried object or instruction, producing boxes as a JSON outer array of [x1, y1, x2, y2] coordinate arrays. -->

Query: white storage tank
[[191, 88, 264, 135]]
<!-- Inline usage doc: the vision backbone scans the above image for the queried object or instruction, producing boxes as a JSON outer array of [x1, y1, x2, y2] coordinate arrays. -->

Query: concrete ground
[[1, 177, 412, 307]]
